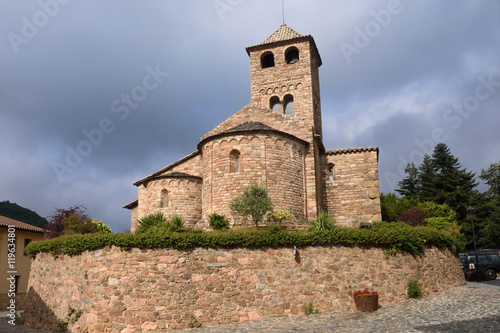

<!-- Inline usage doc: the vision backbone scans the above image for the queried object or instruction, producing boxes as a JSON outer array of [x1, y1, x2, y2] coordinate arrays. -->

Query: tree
[[229, 183, 274, 227], [46, 204, 88, 238], [475, 161, 500, 249], [45, 204, 112, 238], [430, 143, 477, 221], [480, 162, 500, 199], [0, 200, 48, 228], [417, 154, 435, 201], [396, 163, 419, 198]]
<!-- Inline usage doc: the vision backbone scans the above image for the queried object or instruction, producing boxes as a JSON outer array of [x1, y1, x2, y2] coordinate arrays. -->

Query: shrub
[[168, 214, 186, 232], [209, 213, 230, 230], [25, 221, 462, 258], [407, 280, 422, 298], [267, 210, 292, 226], [229, 183, 274, 228], [310, 211, 334, 231], [136, 212, 167, 233], [91, 219, 113, 234], [398, 207, 429, 227], [62, 214, 97, 235], [305, 302, 320, 315]]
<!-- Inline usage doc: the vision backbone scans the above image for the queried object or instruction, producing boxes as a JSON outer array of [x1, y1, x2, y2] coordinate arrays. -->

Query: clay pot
[[354, 295, 378, 312]]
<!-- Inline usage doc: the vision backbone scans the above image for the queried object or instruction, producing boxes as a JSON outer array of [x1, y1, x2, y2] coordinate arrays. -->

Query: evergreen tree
[[0, 200, 48, 228], [417, 154, 435, 201], [430, 143, 478, 221], [476, 161, 500, 248], [480, 162, 500, 199], [396, 163, 419, 198]]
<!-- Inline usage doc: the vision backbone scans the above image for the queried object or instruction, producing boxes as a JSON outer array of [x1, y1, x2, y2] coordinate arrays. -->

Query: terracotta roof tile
[[223, 121, 276, 133], [122, 200, 138, 209], [259, 24, 304, 45], [325, 147, 379, 155], [133, 151, 200, 186], [0, 215, 46, 233]]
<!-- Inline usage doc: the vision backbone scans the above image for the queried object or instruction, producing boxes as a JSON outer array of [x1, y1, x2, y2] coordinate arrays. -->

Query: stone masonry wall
[[25, 245, 465, 332], [135, 177, 202, 231], [325, 149, 381, 227], [201, 131, 307, 227]]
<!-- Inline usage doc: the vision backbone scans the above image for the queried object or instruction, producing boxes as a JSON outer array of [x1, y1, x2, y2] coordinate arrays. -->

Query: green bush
[[229, 183, 274, 227], [267, 210, 292, 226], [136, 212, 167, 233], [169, 214, 186, 232], [209, 213, 230, 230], [91, 219, 113, 234], [407, 279, 422, 298], [310, 211, 334, 231], [25, 221, 462, 259]]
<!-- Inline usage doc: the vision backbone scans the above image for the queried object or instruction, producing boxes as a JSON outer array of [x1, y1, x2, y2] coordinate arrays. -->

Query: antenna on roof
[[282, 0, 285, 24]]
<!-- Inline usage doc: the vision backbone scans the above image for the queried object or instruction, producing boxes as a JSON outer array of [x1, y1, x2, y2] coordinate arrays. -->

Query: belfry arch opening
[[284, 95, 294, 117], [285, 47, 299, 64], [261, 52, 275, 68], [270, 96, 281, 113]]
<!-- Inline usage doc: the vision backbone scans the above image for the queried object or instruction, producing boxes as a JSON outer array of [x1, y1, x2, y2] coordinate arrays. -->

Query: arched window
[[270, 96, 281, 113], [159, 189, 168, 208], [328, 164, 334, 181], [229, 150, 240, 173], [285, 47, 299, 64], [261, 52, 275, 68], [284, 95, 294, 117]]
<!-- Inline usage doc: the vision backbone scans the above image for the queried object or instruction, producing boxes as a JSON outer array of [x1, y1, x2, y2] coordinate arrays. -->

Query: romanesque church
[[124, 24, 381, 230]]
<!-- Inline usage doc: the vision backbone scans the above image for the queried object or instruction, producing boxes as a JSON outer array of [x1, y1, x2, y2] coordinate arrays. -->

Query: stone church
[[124, 24, 381, 231]]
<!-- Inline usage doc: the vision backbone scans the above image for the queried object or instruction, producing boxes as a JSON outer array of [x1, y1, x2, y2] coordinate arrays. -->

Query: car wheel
[[486, 269, 497, 280]]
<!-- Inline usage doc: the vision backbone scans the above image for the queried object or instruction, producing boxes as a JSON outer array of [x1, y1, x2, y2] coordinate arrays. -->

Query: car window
[[478, 254, 490, 263], [489, 254, 500, 263]]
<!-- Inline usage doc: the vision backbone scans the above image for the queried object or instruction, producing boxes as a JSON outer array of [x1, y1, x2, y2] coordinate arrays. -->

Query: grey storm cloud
[[0, 0, 499, 231]]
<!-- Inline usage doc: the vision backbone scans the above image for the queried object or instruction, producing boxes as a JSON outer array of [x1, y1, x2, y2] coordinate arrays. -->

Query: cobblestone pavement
[[1, 280, 499, 332], [181, 281, 500, 333]]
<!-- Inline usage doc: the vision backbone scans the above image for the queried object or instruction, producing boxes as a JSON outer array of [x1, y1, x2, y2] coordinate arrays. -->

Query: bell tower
[[246, 24, 323, 137]]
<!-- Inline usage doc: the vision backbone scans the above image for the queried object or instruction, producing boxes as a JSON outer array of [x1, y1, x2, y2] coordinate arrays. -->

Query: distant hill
[[0, 201, 48, 228]]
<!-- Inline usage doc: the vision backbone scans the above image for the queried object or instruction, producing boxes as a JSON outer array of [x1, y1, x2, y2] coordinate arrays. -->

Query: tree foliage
[[230, 183, 274, 227], [0, 200, 48, 228], [45, 204, 112, 238], [46, 204, 88, 238], [396, 162, 419, 198], [394, 144, 499, 249]]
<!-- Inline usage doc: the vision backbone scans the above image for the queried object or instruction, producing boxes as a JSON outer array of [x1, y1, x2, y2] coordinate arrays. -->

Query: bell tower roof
[[259, 23, 304, 45]]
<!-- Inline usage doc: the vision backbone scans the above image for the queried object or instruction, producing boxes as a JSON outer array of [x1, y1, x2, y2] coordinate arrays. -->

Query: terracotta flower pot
[[354, 295, 378, 312]]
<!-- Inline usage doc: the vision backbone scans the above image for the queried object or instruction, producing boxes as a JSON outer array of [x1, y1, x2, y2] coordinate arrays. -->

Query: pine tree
[[396, 163, 419, 198], [480, 162, 500, 199], [476, 161, 500, 248], [417, 154, 435, 202], [430, 143, 478, 221]]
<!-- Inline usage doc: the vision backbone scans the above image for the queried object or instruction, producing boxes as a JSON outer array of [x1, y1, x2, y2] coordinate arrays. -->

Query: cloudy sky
[[1, 1, 499, 232]]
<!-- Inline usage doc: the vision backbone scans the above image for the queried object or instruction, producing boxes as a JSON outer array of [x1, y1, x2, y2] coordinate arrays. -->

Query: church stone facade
[[124, 24, 381, 231]]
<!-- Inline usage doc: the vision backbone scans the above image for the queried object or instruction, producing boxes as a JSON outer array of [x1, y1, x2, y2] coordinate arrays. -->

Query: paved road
[[2, 280, 500, 332]]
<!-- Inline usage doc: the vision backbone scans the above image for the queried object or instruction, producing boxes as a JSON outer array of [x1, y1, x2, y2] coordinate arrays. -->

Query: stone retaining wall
[[25, 245, 464, 332]]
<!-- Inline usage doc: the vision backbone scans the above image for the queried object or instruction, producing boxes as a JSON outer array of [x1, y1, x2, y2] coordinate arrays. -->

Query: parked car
[[459, 250, 500, 280]]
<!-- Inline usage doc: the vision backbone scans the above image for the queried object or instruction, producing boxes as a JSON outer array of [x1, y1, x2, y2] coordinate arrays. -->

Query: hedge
[[25, 222, 462, 258]]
